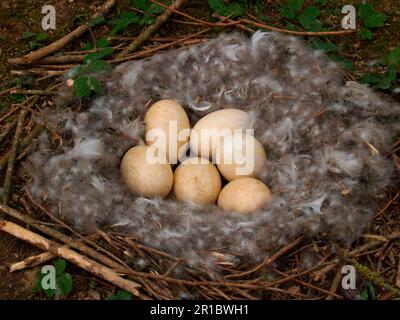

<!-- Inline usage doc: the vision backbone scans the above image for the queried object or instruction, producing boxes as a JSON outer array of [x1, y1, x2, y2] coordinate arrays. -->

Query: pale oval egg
[[216, 132, 267, 181], [217, 177, 272, 214], [189, 109, 251, 160], [120, 145, 173, 198], [144, 99, 190, 164], [173, 157, 222, 205]]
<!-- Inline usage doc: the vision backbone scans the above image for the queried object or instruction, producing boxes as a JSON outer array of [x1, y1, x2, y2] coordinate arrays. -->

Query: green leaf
[[134, 0, 150, 10], [74, 76, 91, 97], [299, 6, 321, 30], [36, 32, 48, 41], [359, 3, 387, 28], [11, 94, 25, 103], [376, 67, 397, 90], [89, 15, 105, 27], [208, 0, 244, 18], [387, 47, 400, 66], [57, 273, 73, 296], [310, 39, 340, 53], [106, 290, 132, 300], [87, 59, 111, 73], [360, 73, 381, 85], [34, 271, 55, 298], [280, 6, 296, 19], [359, 28, 373, 40], [55, 258, 67, 275], [108, 12, 140, 35], [360, 283, 376, 300], [329, 54, 353, 70], [287, 0, 304, 12], [95, 37, 110, 48], [148, 3, 165, 14], [81, 43, 94, 50], [83, 47, 115, 63], [21, 31, 35, 39]]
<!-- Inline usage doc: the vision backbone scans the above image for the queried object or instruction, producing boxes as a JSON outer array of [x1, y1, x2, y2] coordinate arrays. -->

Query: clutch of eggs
[[120, 99, 272, 214]]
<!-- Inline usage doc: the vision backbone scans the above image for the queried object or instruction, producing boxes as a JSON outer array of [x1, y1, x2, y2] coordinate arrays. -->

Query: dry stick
[[225, 236, 304, 279], [10, 0, 116, 65], [239, 18, 357, 36], [117, 0, 188, 58], [0, 204, 123, 272], [8, 55, 85, 66], [326, 265, 343, 300], [149, 0, 240, 27], [373, 193, 400, 218], [149, 0, 355, 36], [111, 29, 210, 64], [0, 118, 18, 145], [10, 251, 55, 272], [212, 13, 254, 33], [0, 219, 140, 296], [11, 90, 57, 96], [0, 123, 44, 171], [2, 110, 27, 205]]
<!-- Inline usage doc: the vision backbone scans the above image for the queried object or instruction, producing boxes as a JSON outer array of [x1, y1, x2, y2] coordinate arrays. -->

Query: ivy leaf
[[208, 0, 244, 18], [83, 47, 115, 63], [359, 28, 373, 40], [74, 76, 103, 97], [359, 3, 387, 28], [95, 37, 110, 48], [376, 67, 397, 90], [36, 32, 48, 42], [108, 12, 140, 35], [288, 0, 304, 12], [134, 0, 150, 10], [89, 15, 105, 27], [360, 73, 381, 85], [387, 47, 400, 66], [106, 290, 132, 300], [310, 39, 340, 53], [329, 54, 353, 70], [280, 0, 303, 19], [55, 258, 67, 275], [21, 31, 35, 39], [87, 59, 111, 73], [57, 273, 73, 297], [299, 6, 321, 30]]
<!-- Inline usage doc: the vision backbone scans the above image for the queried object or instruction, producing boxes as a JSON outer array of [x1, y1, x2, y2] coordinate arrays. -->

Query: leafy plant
[[360, 282, 376, 300], [21, 31, 49, 49], [358, 3, 387, 40], [280, 0, 304, 20], [34, 258, 73, 298], [106, 290, 132, 300], [208, 0, 244, 18], [108, 12, 140, 35], [360, 46, 400, 91]]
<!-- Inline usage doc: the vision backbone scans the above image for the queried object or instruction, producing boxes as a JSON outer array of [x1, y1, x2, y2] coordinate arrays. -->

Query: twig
[[0, 123, 45, 171], [10, 252, 55, 272], [239, 18, 357, 36], [0, 118, 18, 146], [2, 110, 27, 205], [118, 0, 188, 58], [0, 219, 140, 296], [373, 193, 399, 218], [111, 29, 210, 64], [8, 55, 85, 66], [10, 0, 117, 64], [212, 13, 254, 33], [11, 89, 57, 96], [326, 266, 343, 300], [225, 237, 304, 279]]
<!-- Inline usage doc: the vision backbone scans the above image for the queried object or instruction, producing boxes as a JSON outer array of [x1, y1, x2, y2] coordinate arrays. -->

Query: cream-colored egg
[[216, 132, 267, 181], [120, 145, 173, 198], [144, 99, 190, 164], [189, 109, 251, 160], [173, 157, 222, 205], [217, 177, 272, 214]]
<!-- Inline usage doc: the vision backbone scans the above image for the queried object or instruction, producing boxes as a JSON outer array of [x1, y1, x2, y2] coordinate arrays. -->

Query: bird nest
[[23, 32, 400, 298]]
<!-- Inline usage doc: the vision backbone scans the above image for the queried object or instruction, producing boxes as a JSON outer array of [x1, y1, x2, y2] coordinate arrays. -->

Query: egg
[[216, 132, 267, 181], [120, 145, 173, 198], [173, 157, 222, 205], [189, 109, 251, 160], [144, 99, 190, 164], [217, 177, 272, 214]]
